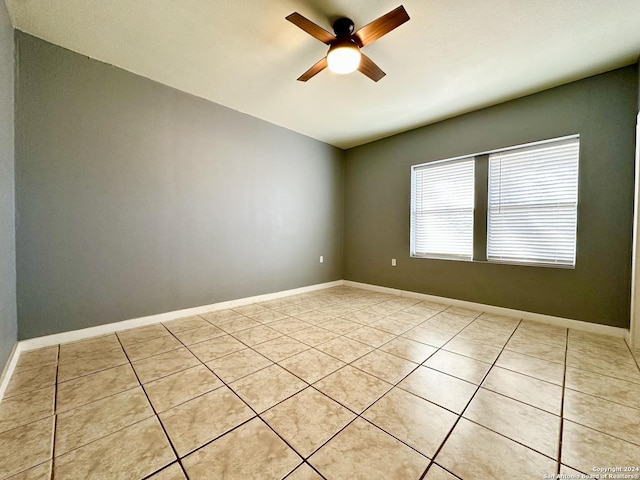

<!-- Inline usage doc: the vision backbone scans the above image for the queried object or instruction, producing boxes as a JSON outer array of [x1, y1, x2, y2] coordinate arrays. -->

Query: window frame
[[409, 134, 580, 269]]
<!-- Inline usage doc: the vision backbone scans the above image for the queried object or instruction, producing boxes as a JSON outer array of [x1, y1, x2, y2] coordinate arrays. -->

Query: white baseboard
[[344, 280, 629, 338], [18, 280, 344, 352], [0, 342, 21, 402], [3, 278, 631, 403]]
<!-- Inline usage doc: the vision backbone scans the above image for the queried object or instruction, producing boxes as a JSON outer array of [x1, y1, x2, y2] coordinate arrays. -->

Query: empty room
[[1, 1, 640, 479]]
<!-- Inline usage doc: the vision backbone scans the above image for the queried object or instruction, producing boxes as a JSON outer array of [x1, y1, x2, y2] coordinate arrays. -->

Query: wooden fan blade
[[297, 57, 328, 82], [286, 12, 335, 44], [354, 5, 410, 47], [358, 53, 386, 82]]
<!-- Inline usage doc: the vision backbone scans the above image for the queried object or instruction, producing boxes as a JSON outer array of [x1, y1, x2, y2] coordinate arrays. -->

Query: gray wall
[[344, 66, 638, 328], [15, 33, 344, 339], [0, 3, 17, 365]]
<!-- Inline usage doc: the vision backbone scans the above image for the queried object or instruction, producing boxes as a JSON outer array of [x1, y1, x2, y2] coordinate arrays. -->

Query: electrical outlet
[[391, 258, 397, 267], [320, 255, 324, 263]]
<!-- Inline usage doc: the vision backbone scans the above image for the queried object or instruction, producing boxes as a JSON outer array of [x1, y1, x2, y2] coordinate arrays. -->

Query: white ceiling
[[5, 0, 640, 149]]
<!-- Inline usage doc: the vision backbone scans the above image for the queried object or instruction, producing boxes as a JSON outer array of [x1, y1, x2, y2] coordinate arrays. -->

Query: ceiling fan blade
[[358, 53, 386, 82], [353, 5, 410, 47], [286, 12, 335, 45], [297, 57, 328, 82]]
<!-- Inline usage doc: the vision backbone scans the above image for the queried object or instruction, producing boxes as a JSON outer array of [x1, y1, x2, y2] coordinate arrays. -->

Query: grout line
[[417, 318, 524, 480], [557, 327, 569, 476], [50, 344, 60, 480], [114, 334, 190, 480]]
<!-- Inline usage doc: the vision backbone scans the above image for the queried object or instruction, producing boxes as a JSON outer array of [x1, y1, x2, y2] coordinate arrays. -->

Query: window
[[411, 157, 475, 259], [410, 135, 579, 268], [487, 138, 579, 266]]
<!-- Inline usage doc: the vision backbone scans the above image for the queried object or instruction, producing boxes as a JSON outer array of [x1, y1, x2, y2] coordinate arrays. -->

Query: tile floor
[[1, 286, 640, 479]]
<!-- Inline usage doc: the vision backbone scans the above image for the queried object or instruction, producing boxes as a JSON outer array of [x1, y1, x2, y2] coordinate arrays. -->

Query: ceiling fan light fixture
[[327, 42, 361, 74]]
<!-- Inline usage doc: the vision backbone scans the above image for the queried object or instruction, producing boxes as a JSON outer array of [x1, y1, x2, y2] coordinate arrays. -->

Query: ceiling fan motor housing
[[332, 17, 355, 38]]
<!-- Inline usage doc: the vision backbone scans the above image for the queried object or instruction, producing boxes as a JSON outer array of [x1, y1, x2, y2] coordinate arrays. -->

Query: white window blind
[[487, 137, 579, 266], [411, 158, 475, 259]]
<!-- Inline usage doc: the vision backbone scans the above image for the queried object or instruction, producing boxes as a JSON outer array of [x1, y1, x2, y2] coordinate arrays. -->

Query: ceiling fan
[[286, 5, 410, 82]]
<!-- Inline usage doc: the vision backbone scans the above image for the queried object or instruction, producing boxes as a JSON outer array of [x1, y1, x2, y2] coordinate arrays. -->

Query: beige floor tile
[[455, 325, 513, 348], [316, 318, 361, 335], [340, 311, 384, 325], [6, 460, 52, 480], [362, 302, 404, 317], [425, 312, 473, 334], [436, 418, 556, 480], [509, 327, 567, 349], [230, 364, 306, 413], [57, 346, 128, 382], [289, 326, 339, 347], [442, 337, 502, 364], [252, 336, 311, 362], [477, 313, 520, 329], [205, 348, 272, 382], [268, 318, 313, 335], [117, 324, 171, 347], [568, 329, 628, 350], [262, 387, 355, 457], [559, 464, 586, 475], [518, 320, 567, 336], [144, 364, 223, 412], [294, 311, 339, 325], [314, 365, 392, 414], [146, 463, 187, 480], [565, 366, 640, 410], [309, 417, 429, 480], [351, 350, 417, 384], [504, 335, 566, 364], [56, 363, 139, 413], [315, 336, 374, 363], [122, 334, 183, 362], [401, 326, 454, 348], [566, 351, 640, 384], [366, 318, 414, 335], [567, 337, 634, 364], [424, 350, 491, 385], [0, 386, 55, 433], [386, 310, 426, 325], [277, 303, 316, 316], [463, 388, 560, 458], [159, 386, 254, 457], [363, 387, 457, 458], [232, 325, 282, 346], [132, 347, 200, 384], [187, 334, 245, 363], [279, 349, 346, 384], [345, 326, 396, 348], [562, 420, 640, 473], [171, 324, 225, 345], [4, 365, 56, 398], [402, 302, 446, 317], [233, 304, 270, 316], [481, 366, 562, 414], [423, 465, 460, 480], [163, 316, 209, 333], [217, 316, 261, 333], [0, 417, 54, 479], [398, 367, 476, 414], [55, 386, 153, 456], [54, 417, 175, 479], [444, 306, 482, 318], [14, 347, 58, 373], [284, 463, 324, 480], [563, 389, 640, 445], [201, 309, 243, 325], [58, 335, 121, 363], [246, 309, 290, 323], [379, 336, 437, 364], [495, 349, 564, 385], [182, 417, 300, 479]]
